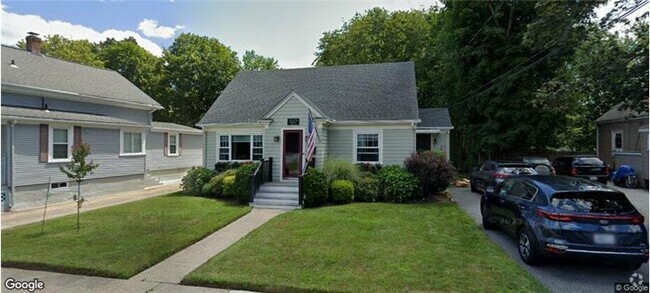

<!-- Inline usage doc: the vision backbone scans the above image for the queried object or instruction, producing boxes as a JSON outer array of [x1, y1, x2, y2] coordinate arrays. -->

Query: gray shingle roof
[[198, 62, 419, 124], [1, 45, 161, 109], [1, 105, 147, 126], [152, 121, 203, 134], [418, 108, 453, 128], [596, 103, 648, 123]]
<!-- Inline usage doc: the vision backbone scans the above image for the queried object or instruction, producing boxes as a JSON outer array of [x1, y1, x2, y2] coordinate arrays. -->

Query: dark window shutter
[[163, 132, 168, 157], [39, 124, 48, 162], [74, 126, 82, 147], [179, 134, 183, 156]]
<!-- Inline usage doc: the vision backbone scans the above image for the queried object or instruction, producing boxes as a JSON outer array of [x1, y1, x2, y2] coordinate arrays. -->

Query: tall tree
[[18, 35, 104, 68], [159, 33, 241, 126], [242, 50, 280, 71]]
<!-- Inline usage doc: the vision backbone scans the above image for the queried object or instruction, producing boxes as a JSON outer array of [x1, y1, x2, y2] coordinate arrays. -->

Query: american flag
[[306, 110, 319, 162]]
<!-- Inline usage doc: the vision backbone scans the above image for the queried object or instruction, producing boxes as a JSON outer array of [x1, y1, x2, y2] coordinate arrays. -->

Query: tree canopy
[[242, 50, 280, 71]]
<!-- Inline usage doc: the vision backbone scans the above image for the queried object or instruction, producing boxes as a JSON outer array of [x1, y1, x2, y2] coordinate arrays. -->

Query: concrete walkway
[[132, 208, 285, 283], [2, 184, 180, 229], [2, 208, 285, 292]]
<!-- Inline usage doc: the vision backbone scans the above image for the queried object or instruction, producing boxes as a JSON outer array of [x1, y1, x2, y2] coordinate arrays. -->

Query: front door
[[283, 129, 303, 179]]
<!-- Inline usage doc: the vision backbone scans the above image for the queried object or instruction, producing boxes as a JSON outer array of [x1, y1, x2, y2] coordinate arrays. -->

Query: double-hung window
[[218, 134, 263, 161], [49, 125, 73, 162], [121, 130, 144, 156], [612, 130, 623, 152], [168, 133, 179, 156], [354, 131, 381, 163]]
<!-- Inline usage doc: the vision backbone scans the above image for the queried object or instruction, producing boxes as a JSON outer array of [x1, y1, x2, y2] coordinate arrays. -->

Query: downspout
[[8, 120, 17, 211]]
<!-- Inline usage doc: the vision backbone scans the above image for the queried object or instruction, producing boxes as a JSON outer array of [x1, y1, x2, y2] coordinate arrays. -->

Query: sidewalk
[[2, 183, 181, 229], [1, 208, 284, 292]]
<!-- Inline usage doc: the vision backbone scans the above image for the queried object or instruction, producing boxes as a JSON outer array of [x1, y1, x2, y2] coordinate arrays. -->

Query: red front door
[[282, 130, 303, 178]]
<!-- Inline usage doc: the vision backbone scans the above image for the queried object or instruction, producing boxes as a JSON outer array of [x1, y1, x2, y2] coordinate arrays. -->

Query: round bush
[[232, 164, 258, 202], [303, 168, 328, 207], [355, 175, 380, 202], [331, 180, 354, 204], [222, 175, 236, 197], [404, 151, 455, 197], [378, 165, 419, 203], [202, 169, 237, 198], [181, 167, 216, 196]]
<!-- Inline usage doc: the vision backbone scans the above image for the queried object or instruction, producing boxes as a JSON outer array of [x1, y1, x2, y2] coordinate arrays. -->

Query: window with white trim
[[613, 130, 623, 152], [168, 133, 179, 156], [219, 135, 230, 160], [218, 134, 263, 161], [121, 130, 144, 155], [355, 131, 381, 163], [49, 125, 73, 162]]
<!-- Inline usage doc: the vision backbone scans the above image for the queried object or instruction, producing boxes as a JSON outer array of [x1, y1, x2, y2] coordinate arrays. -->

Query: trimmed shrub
[[323, 158, 360, 184], [202, 169, 237, 198], [222, 175, 236, 197], [331, 180, 354, 204], [302, 168, 328, 207], [231, 163, 259, 202], [214, 161, 254, 173], [378, 165, 419, 203], [404, 151, 455, 197], [181, 167, 216, 196], [355, 174, 380, 202], [357, 163, 383, 174]]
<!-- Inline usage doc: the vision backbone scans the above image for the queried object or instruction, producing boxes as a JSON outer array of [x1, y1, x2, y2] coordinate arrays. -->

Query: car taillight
[[604, 167, 609, 175], [536, 209, 574, 222], [493, 172, 509, 179], [632, 215, 644, 225], [570, 167, 577, 176]]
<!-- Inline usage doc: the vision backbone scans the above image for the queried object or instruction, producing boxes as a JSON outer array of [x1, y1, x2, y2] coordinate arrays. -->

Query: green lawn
[[183, 202, 546, 292], [2, 193, 251, 278]]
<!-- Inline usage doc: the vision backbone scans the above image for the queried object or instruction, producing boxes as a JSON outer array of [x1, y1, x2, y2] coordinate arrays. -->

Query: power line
[[467, 2, 505, 45]]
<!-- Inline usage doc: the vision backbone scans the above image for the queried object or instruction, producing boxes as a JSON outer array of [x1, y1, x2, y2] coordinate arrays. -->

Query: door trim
[[281, 128, 304, 180]]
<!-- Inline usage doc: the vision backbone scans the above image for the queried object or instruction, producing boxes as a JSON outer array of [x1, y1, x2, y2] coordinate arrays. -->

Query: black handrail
[[249, 158, 273, 204]]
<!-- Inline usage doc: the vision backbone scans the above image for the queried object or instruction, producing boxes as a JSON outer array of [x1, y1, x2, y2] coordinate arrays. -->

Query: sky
[[1, 1, 646, 68]]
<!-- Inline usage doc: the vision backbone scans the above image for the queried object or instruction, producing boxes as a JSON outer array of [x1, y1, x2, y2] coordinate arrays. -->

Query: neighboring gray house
[[596, 104, 648, 188], [146, 122, 204, 172], [198, 62, 452, 208], [1, 36, 202, 210]]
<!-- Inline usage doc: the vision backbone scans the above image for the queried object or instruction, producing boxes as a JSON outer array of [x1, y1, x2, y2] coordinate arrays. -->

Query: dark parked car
[[552, 155, 609, 184], [480, 175, 648, 269], [470, 161, 537, 193], [515, 156, 555, 175]]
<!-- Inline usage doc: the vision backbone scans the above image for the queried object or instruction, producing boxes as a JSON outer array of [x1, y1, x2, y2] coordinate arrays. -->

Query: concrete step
[[253, 198, 300, 207], [255, 192, 299, 200], [251, 203, 301, 210], [259, 185, 298, 193], [263, 180, 298, 187]]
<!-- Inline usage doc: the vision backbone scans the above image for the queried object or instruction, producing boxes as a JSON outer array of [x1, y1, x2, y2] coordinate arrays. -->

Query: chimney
[[25, 32, 42, 55]]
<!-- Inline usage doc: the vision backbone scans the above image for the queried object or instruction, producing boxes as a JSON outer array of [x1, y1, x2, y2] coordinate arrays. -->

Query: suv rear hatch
[[572, 157, 608, 177], [544, 192, 645, 247]]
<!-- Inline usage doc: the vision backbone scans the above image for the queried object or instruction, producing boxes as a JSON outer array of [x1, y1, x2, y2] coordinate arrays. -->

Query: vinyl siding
[[431, 132, 451, 160], [597, 118, 649, 166], [2, 92, 150, 125], [146, 132, 203, 171], [328, 127, 415, 166], [204, 127, 265, 169], [205, 131, 216, 168], [327, 129, 353, 161], [13, 124, 145, 187]]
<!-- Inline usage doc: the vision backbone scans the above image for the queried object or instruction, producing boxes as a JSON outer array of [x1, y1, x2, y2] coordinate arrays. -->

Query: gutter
[[1, 116, 149, 129]]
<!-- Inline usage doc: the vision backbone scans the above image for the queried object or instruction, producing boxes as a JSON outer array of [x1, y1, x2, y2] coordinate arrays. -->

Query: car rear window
[[551, 192, 636, 214], [500, 167, 537, 175], [526, 158, 550, 165], [575, 157, 603, 165]]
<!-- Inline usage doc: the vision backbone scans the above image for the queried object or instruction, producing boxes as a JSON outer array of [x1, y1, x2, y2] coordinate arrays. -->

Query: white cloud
[[1, 7, 164, 56], [137, 19, 184, 39]]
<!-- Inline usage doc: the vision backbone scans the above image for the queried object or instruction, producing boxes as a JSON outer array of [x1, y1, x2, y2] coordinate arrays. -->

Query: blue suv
[[480, 175, 648, 269]]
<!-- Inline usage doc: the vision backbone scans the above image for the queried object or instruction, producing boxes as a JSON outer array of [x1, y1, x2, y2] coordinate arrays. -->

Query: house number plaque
[[287, 118, 300, 125]]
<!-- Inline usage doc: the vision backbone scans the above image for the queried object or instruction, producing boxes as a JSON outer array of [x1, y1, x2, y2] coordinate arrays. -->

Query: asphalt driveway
[[451, 186, 649, 293]]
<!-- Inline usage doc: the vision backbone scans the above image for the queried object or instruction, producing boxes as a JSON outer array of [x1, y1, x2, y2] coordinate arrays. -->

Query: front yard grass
[[2, 193, 251, 278], [183, 202, 546, 292]]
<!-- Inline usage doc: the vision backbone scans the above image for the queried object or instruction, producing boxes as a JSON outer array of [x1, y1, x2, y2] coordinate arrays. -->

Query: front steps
[[252, 180, 301, 210]]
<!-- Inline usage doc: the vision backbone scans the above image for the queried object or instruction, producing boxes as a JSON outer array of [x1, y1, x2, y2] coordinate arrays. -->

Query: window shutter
[[74, 126, 82, 147], [179, 134, 183, 156], [39, 124, 48, 162], [163, 132, 168, 157]]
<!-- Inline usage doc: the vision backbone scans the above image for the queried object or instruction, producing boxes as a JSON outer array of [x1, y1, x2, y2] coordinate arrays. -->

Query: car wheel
[[518, 228, 541, 266], [470, 179, 478, 193], [481, 203, 497, 230], [620, 261, 644, 271]]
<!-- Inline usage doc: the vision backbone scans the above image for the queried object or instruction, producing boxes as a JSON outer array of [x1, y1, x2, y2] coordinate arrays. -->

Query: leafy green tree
[[19, 35, 104, 68], [242, 50, 279, 71], [159, 33, 241, 126], [59, 142, 99, 231]]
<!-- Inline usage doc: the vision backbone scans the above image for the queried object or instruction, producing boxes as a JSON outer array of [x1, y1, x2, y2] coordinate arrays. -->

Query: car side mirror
[[485, 186, 495, 194]]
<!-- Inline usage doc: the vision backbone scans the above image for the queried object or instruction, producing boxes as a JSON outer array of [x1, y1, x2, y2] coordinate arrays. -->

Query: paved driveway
[[451, 186, 649, 293]]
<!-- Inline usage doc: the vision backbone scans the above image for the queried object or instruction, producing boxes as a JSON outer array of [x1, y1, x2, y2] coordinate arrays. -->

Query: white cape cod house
[[197, 62, 453, 208], [1, 35, 203, 210]]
